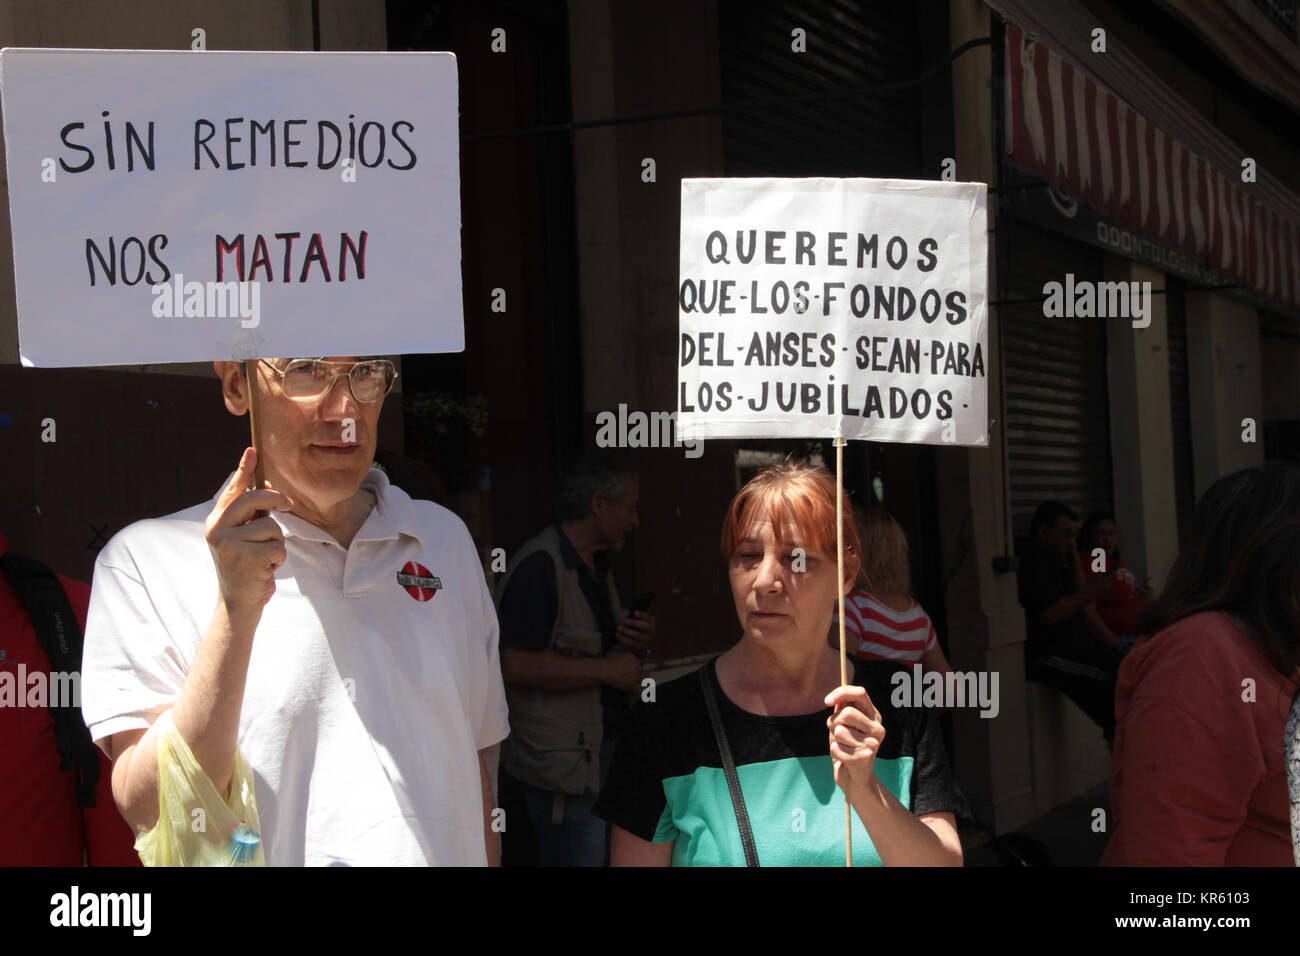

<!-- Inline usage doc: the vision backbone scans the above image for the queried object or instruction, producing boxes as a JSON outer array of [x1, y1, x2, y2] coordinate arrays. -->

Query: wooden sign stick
[[834, 435, 852, 867], [244, 359, 266, 491]]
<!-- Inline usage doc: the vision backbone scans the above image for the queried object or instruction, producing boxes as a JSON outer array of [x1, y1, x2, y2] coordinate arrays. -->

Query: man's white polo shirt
[[81, 467, 509, 866]]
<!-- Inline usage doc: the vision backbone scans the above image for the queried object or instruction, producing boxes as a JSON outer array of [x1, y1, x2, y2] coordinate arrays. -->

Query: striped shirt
[[833, 590, 937, 663]]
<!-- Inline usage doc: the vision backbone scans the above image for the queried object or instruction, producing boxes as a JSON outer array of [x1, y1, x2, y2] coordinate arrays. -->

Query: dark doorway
[[386, 0, 582, 556]]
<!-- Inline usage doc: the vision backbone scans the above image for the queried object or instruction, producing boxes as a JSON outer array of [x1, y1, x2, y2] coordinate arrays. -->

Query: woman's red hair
[[720, 463, 860, 579]]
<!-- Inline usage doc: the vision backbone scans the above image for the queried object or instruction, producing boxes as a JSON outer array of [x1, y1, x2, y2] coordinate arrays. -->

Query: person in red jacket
[[1103, 463, 1300, 866], [0, 530, 140, 866], [1077, 513, 1150, 655]]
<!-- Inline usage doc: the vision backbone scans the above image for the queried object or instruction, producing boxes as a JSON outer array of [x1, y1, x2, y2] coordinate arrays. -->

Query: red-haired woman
[[1104, 462, 1300, 865], [594, 464, 965, 866]]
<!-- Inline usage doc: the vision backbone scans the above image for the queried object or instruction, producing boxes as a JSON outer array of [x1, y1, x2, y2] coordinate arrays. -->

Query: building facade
[[3, 0, 1297, 841]]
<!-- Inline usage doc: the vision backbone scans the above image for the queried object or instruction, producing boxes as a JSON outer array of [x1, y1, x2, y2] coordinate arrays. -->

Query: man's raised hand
[[205, 447, 294, 619]]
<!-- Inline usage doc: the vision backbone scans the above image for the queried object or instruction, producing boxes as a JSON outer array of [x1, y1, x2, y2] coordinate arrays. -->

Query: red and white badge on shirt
[[396, 562, 442, 602]]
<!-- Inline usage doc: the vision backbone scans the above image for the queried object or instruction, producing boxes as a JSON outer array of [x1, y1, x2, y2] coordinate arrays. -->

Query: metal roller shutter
[[718, 0, 921, 177], [1001, 220, 1114, 537]]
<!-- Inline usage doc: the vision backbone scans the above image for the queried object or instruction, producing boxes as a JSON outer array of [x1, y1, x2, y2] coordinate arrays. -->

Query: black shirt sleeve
[[497, 551, 559, 651], [907, 706, 973, 821], [858, 660, 970, 821]]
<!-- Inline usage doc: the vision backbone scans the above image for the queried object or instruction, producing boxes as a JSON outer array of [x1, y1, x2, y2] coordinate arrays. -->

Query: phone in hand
[[631, 591, 655, 615]]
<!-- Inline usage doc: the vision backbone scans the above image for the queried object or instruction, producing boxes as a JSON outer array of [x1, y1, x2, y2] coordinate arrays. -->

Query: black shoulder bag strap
[[699, 664, 759, 867], [0, 553, 100, 808]]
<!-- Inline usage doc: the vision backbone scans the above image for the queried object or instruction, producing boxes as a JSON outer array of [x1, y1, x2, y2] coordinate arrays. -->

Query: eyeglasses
[[259, 358, 397, 404]]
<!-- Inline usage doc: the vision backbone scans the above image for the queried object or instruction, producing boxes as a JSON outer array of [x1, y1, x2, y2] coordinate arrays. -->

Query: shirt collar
[[210, 466, 423, 547], [555, 524, 611, 579]]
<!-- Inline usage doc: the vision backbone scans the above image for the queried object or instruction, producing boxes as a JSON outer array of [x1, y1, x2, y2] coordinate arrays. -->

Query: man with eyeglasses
[[80, 356, 509, 865], [1016, 500, 1121, 747]]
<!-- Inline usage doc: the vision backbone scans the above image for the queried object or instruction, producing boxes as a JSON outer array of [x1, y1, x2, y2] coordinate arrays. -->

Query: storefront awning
[[1002, 18, 1300, 310]]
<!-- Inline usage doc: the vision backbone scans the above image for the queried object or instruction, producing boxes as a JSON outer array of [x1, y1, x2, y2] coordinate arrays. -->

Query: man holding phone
[[495, 452, 655, 866]]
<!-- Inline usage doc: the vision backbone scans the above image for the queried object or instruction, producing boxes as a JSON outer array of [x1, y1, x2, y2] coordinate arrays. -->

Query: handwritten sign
[[0, 49, 463, 367], [677, 178, 988, 446]]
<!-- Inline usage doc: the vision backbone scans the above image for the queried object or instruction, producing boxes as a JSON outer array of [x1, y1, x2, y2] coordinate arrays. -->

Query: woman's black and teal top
[[594, 656, 967, 866]]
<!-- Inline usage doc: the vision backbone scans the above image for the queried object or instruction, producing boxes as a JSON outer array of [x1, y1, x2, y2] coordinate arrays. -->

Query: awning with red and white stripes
[[1004, 20, 1300, 310]]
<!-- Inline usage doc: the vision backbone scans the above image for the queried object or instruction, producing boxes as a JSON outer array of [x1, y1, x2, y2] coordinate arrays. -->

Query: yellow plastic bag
[[135, 716, 265, 866]]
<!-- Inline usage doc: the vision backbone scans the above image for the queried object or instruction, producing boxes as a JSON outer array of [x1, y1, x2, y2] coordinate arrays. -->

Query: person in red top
[[1077, 513, 1150, 652], [0, 530, 140, 866], [1103, 463, 1300, 866], [832, 506, 955, 681]]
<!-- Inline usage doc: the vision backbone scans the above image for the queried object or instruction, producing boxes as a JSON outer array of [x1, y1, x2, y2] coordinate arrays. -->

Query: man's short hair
[[558, 452, 636, 522], [1031, 500, 1078, 532]]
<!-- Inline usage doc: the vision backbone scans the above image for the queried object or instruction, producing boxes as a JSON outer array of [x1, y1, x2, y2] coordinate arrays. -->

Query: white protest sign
[[0, 48, 462, 367], [677, 178, 988, 446]]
